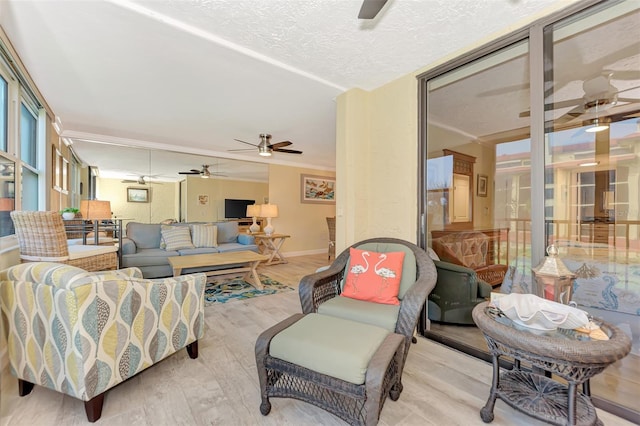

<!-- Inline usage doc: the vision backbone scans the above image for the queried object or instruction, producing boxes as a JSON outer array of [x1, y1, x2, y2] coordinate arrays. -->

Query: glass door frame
[[416, 0, 637, 422]]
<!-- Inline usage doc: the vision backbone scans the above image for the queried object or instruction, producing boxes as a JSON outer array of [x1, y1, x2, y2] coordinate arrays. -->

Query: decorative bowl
[[493, 293, 589, 331]]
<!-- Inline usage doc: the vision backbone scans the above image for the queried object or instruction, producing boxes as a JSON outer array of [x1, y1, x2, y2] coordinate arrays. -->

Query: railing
[[502, 218, 640, 264]]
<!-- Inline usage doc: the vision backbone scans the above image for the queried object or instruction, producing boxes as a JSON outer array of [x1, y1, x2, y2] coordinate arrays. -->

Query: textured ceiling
[[0, 0, 572, 181]]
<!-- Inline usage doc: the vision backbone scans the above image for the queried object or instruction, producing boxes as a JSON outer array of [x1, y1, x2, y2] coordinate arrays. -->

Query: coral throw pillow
[[342, 247, 405, 305]]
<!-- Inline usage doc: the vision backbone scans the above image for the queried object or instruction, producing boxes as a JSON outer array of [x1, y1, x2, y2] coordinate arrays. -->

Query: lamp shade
[[246, 204, 261, 217], [80, 200, 112, 220], [260, 204, 278, 218]]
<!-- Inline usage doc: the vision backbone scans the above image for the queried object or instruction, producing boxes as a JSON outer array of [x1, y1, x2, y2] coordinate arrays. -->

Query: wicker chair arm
[[299, 252, 350, 313], [396, 248, 437, 338]]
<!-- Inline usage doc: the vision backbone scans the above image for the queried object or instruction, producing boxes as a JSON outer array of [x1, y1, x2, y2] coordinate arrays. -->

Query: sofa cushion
[[216, 221, 239, 244], [121, 248, 178, 268], [178, 247, 221, 256], [161, 225, 195, 251], [215, 242, 259, 253], [126, 222, 162, 249], [317, 296, 400, 332], [342, 247, 404, 305], [190, 224, 218, 248], [269, 313, 389, 385]]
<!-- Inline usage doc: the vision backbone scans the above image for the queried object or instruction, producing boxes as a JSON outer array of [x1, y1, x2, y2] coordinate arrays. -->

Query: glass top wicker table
[[472, 301, 631, 426]]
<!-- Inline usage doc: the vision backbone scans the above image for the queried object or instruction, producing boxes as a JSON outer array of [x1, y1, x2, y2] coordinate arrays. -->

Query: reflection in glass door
[[544, 3, 640, 411]]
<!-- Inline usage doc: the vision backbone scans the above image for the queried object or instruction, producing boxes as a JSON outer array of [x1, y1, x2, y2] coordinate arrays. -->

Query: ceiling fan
[[519, 73, 640, 120], [121, 175, 160, 185], [358, 0, 388, 19], [230, 133, 303, 157], [178, 164, 226, 178]]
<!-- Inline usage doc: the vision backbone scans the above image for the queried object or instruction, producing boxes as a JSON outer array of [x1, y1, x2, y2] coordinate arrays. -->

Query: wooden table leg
[[244, 260, 263, 289], [262, 237, 287, 265], [173, 267, 182, 277]]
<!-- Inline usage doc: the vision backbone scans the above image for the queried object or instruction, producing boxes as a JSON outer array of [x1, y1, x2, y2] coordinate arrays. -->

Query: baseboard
[[282, 249, 327, 257]]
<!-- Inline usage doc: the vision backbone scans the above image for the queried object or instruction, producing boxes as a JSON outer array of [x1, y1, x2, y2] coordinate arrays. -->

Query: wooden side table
[[472, 302, 631, 426], [254, 234, 290, 265]]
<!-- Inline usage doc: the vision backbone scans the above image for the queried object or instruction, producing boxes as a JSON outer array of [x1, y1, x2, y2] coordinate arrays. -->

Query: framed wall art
[[477, 174, 488, 197], [300, 174, 335, 204], [127, 187, 149, 203]]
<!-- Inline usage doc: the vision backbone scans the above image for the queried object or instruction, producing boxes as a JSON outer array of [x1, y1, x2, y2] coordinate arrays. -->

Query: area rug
[[204, 274, 294, 306]]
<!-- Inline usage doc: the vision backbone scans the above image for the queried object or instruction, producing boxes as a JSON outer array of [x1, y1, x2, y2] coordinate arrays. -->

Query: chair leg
[[186, 340, 199, 359], [18, 379, 34, 396], [84, 393, 105, 422]]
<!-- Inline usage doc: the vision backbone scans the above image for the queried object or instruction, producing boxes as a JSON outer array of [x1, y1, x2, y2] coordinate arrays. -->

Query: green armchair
[[427, 259, 492, 325]]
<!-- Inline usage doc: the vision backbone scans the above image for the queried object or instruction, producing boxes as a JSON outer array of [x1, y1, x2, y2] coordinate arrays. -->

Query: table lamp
[[260, 204, 278, 236], [246, 204, 262, 233], [80, 200, 112, 220]]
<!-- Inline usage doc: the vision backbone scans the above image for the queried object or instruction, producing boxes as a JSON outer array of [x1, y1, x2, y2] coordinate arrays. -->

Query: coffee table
[[168, 251, 269, 289], [472, 301, 631, 426]]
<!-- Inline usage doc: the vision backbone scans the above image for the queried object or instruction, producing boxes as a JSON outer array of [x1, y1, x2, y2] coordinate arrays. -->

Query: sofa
[[121, 221, 259, 278], [0, 262, 205, 422]]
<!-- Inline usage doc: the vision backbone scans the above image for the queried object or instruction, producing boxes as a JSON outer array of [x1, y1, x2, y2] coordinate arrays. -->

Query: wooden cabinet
[[231, 218, 263, 234], [443, 149, 475, 228]]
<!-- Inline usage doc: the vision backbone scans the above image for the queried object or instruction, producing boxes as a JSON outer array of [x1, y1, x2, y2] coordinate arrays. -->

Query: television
[[224, 198, 256, 219]]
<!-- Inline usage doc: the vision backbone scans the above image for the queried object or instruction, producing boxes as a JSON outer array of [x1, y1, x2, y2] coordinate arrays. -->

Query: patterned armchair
[[0, 262, 205, 422], [432, 231, 507, 287]]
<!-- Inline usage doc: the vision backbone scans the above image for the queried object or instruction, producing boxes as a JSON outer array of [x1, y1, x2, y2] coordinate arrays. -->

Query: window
[[0, 47, 44, 238], [0, 76, 7, 152], [20, 103, 37, 167]]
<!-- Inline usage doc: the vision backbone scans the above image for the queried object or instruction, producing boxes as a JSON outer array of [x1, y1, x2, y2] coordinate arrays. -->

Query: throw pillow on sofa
[[190, 224, 218, 248], [161, 225, 195, 251]]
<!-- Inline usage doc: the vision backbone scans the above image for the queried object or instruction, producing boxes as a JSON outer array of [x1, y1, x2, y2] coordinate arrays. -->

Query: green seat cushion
[[318, 296, 400, 332], [269, 313, 389, 385]]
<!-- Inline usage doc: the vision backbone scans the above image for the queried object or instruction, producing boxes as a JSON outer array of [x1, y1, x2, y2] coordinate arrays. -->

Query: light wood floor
[[0, 254, 634, 425]]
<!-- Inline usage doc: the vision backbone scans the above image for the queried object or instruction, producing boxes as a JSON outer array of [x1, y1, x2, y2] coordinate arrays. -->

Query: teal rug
[[204, 274, 294, 306]]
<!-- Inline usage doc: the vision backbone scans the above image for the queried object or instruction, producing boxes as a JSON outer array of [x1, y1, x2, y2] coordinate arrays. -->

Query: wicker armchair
[[10, 211, 118, 271], [432, 231, 507, 287], [299, 237, 437, 387]]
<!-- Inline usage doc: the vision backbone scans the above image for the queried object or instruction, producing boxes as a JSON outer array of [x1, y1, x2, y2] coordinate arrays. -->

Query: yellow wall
[[336, 75, 418, 252], [268, 164, 336, 255], [183, 176, 268, 222], [96, 178, 179, 225]]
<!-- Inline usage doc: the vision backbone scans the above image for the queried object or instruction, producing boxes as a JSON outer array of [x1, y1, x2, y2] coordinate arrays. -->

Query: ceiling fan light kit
[[232, 133, 303, 157]]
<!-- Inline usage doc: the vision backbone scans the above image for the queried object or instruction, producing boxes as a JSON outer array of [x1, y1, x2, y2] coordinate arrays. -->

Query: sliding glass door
[[542, 2, 640, 412], [419, 0, 639, 418]]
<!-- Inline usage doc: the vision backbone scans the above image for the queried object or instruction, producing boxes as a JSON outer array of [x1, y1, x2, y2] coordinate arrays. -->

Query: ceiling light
[[584, 111, 610, 133], [258, 145, 272, 157], [585, 123, 609, 133], [579, 161, 600, 167]]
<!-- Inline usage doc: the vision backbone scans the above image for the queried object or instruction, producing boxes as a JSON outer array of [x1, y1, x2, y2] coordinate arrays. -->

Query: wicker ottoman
[[255, 313, 405, 426]]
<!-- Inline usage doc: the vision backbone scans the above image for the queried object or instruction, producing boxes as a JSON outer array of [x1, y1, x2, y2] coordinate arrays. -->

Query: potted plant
[[61, 207, 79, 220]]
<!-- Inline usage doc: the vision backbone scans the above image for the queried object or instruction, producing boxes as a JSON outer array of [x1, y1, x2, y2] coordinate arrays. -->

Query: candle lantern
[[531, 245, 576, 304]]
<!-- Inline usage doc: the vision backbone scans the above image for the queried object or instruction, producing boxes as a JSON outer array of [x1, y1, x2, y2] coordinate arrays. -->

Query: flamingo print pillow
[[342, 247, 405, 305]]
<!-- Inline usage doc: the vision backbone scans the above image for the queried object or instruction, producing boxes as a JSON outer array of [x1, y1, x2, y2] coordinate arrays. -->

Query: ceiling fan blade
[[234, 138, 259, 147], [178, 171, 200, 175], [358, 0, 388, 19], [518, 98, 583, 118], [268, 141, 292, 149], [274, 148, 303, 154], [227, 148, 255, 152]]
